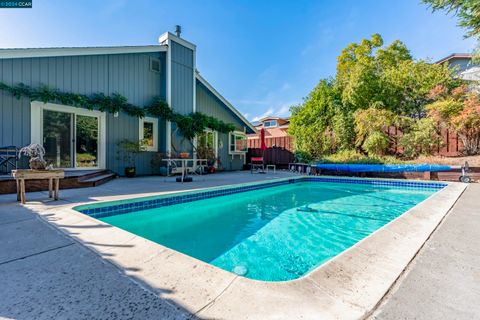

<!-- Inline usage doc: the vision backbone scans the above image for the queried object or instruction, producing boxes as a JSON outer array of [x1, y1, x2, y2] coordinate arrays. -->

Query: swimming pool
[[75, 178, 445, 282]]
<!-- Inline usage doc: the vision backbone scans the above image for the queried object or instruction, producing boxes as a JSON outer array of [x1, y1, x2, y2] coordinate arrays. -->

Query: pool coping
[[33, 176, 466, 319]]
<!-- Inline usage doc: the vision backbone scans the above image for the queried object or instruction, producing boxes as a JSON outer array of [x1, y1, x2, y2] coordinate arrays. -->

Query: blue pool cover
[[313, 163, 452, 173]]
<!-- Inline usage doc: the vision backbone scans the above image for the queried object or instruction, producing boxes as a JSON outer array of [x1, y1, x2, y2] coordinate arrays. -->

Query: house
[[436, 53, 480, 85], [247, 116, 293, 151], [0, 31, 255, 175]]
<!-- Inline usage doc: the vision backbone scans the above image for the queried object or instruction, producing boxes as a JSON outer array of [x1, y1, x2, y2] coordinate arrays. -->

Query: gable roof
[[435, 53, 472, 64], [195, 72, 256, 134], [0, 45, 167, 59]]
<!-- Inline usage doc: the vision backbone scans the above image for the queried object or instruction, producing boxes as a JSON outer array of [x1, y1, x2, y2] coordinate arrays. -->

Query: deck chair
[[0, 146, 19, 174], [250, 156, 265, 173]]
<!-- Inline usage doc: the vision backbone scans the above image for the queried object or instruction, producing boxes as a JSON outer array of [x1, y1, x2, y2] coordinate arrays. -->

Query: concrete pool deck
[[0, 171, 477, 319]]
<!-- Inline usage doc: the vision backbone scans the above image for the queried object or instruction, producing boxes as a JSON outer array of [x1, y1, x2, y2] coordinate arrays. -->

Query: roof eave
[[0, 45, 167, 59], [435, 53, 472, 64], [196, 73, 256, 134]]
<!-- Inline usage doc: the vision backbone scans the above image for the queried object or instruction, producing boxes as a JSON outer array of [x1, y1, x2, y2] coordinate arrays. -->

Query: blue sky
[[0, 0, 476, 121]]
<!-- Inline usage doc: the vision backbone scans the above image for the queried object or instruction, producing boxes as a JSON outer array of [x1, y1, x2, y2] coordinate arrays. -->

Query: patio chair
[[0, 146, 19, 174], [250, 156, 265, 174]]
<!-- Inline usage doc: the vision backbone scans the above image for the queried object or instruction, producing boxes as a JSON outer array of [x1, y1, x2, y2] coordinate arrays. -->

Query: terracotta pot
[[179, 152, 190, 159]]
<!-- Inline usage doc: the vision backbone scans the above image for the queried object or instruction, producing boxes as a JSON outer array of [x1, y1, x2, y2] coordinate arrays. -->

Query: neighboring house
[[0, 31, 255, 175], [436, 53, 480, 89], [247, 116, 294, 151]]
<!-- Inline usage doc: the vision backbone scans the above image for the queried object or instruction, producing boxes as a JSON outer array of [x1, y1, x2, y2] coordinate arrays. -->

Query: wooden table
[[12, 169, 65, 204]]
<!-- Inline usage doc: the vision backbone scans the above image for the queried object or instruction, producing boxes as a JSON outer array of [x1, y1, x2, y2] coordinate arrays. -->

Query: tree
[[288, 79, 338, 158], [289, 34, 460, 159], [427, 85, 480, 155], [423, 0, 480, 38], [337, 34, 455, 115], [354, 107, 396, 155]]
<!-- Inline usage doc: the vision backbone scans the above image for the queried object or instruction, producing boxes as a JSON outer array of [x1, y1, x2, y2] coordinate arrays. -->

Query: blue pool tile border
[[76, 177, 447, 219]]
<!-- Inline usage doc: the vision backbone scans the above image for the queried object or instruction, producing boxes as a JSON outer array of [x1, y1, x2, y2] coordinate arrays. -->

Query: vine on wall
[[0, 82, 236, 140]]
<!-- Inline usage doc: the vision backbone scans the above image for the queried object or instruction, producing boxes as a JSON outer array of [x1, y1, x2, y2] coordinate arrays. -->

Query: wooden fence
[[246, 146, 295, 169], [248, 127, 464, 157], [385, 126, 463, 156], [247, 136, 294, 151]]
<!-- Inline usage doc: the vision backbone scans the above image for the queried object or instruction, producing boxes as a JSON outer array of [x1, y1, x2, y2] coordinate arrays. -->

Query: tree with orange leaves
[[427, 85, 480, 155]]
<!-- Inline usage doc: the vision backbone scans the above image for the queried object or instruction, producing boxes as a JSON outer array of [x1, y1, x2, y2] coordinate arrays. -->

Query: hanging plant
[[0, 82, 236, 140]]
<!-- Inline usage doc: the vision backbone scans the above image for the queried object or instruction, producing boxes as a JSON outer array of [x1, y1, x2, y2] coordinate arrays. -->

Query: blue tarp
[[312, 163, 452, 173]]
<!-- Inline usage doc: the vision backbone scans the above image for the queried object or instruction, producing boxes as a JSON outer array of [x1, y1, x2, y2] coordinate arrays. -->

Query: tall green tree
[[288, 79, 338, 158], [289, 34, 459, 159], [336, 34, 454, 115]]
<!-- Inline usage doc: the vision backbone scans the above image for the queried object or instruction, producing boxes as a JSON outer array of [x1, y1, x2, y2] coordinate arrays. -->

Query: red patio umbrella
[[259, 128, 267, 170], [259, 128, 267, 152]]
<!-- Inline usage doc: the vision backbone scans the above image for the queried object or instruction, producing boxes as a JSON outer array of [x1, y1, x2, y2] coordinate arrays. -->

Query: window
[[150, 58, 161, 73], [198, 130, 215, 149], [263, 120, 277, 128], [197, 129, 218, 163], [229, 132, 247, 154], [139, 117, 158, 151]]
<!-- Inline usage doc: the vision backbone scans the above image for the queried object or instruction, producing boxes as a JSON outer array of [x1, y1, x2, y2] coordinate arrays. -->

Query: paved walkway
[[371, 183, 480, 319], [0, 172, 478, 319], [0, 171, 296, 320]]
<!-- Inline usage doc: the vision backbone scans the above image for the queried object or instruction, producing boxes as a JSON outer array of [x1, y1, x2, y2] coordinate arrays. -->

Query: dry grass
[[319, 150, 480, 167], [413, 155, 480, 167]]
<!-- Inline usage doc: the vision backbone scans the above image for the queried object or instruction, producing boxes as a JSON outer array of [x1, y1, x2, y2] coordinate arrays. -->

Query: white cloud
[[277, 104, 291, 116], [235, 65, 302, 121], [252, 108, 275, 121]]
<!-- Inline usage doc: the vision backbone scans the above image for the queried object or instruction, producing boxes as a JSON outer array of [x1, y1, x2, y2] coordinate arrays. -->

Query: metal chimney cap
[[175, 25, 182, 38]]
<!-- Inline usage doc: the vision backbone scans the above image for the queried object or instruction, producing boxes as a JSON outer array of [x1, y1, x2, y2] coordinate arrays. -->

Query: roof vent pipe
[[175, 25, 182, 38]]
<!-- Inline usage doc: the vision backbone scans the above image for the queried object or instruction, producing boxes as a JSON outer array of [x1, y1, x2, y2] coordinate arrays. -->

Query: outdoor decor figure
[[19, 143, 47, 170]]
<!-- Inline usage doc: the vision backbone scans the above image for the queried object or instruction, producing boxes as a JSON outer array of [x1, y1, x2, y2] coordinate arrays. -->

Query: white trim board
[[0, 45, 167, 59], [158, 32, 196, 51], [196, 73, 256, 134], [164, 37, 173, 154]]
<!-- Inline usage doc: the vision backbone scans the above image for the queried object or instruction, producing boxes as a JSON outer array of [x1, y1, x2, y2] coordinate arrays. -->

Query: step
[[79, 173, 116, 186], [77, 170, 110, 180]]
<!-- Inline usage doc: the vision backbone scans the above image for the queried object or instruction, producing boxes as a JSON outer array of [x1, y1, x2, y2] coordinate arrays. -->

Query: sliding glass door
[[75, 115, 99, 168], [43, 110, 74, 168], [42, 109, 100, 169]]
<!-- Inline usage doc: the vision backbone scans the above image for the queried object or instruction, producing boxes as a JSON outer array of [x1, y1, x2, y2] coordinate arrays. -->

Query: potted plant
[[196, 145, 216, 173], [116, 139, 143, 177], [19, 143, 47, 170]]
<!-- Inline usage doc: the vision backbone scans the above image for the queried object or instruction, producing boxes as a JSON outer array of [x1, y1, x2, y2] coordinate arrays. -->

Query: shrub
[[353, 107, 395, 155], [319, 149, 402, 164], [332, 111, 355, 150], [427, 93, 480, 155], [294, 150, 313, 163], [362, 131, 390, 156], [400, 118, 441, 157]]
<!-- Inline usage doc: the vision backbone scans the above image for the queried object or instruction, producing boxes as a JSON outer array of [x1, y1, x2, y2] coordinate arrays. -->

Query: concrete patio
[[0, 171, 478, 319]]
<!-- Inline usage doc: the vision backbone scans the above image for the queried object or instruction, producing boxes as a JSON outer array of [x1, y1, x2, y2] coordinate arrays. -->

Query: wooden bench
[[12, 170, 65, 204]]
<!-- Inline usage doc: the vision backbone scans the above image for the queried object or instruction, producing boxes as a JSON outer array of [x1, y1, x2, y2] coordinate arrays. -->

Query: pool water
[[99, 182, 437, 281]]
